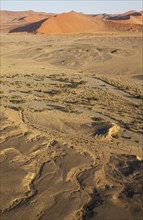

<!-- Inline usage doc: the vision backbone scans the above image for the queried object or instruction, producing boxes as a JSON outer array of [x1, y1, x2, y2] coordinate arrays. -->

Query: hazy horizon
[[1, 0, 142, 14]]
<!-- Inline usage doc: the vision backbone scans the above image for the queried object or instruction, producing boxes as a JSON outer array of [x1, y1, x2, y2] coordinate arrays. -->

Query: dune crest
[[36, 11, 102, 33]]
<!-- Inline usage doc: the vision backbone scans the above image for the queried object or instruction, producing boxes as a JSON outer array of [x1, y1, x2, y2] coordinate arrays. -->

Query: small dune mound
[[92, 121, 120, 139]]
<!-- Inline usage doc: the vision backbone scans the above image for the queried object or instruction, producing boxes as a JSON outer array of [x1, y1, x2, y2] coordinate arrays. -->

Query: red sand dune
[[0, 10, 52, 24], [1, 10, 143, 34], [36, 11, 105, 33], [36, 11, 143, 33], [107, 10, 143, 25], [0, 10, 34, 23]]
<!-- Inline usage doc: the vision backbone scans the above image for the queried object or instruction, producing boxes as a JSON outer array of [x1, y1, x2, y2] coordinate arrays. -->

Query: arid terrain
[[0, 10, 143, 220], [0, 10, 143, 33]]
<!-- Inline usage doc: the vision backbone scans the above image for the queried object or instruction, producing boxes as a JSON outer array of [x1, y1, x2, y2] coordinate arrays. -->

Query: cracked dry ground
[[0, 34, 143, 220]]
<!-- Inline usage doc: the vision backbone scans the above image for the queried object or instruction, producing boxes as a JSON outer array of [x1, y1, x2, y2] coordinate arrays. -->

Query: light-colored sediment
[[0, 33, 143, 220]]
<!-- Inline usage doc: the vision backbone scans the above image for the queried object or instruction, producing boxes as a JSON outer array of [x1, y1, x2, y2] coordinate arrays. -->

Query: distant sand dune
[[0, 10, 142, 34], [107, 10, 143, 24]]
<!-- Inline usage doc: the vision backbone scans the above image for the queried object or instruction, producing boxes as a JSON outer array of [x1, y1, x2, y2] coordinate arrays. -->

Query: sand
[[0, 30, 143, 220], [1, 10, 143, 34]]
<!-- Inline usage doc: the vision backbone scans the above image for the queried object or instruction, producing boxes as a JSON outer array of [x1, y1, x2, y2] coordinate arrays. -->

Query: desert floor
[[0, 33, 143, 220]]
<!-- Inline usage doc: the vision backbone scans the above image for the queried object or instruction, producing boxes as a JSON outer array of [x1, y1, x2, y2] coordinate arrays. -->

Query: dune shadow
[[107, 12, 142, 21], [9, 18, 48, 33]]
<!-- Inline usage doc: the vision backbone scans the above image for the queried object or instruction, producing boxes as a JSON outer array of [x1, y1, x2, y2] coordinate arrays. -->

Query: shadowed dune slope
[[9, 18, 48, 33]]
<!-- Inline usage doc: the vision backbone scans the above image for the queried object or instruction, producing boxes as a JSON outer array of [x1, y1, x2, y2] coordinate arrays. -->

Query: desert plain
[[0, 10, 143, 220]]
